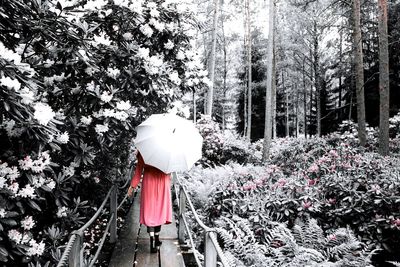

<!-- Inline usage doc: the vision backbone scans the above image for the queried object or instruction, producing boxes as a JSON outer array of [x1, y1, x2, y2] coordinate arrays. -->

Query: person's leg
[[147, 226, 156, 253], [154, 225, 162, 248]]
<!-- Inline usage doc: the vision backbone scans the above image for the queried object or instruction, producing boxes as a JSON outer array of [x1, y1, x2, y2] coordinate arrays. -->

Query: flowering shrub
[[185, 134, 400, 265], [0, 0, 208, 265], [196, 115, 224, 166]]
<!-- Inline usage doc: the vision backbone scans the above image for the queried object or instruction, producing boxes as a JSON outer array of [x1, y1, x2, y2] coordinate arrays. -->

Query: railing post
[[178, 187, 186, 244], [204, 231, 217, 267], [110, 185, 118, 243], [69, 234, 82, 267]]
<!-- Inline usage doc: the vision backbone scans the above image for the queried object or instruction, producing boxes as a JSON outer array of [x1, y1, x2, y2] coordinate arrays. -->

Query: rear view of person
[[127, 152, 172, 253]]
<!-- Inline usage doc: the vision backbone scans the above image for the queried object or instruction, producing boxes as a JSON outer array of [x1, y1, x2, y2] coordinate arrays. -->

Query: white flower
[[0, 208, 6, 218], [166, 22, 177, 32], [169, 71, 181, 85], [114, 111, 129, 121], [149, 19, 165, 32], [176, 50, 185, 60], [8, 182, 19, 195], [147, 2, 157, 8], [21, 216, 35, 230], [145, 55, 164, 75], [57, 206, 68, 218], [57, 132, 69, 144], [7, 166, 19, 181], [93, 32, 111, 46], [0, 41, 22, 64], [32, 175, 46, 188], [19, 87, 35, 104], [8, 229, 22, 244], [94, 177, 100, 183], [81, 171, 91, 178], [100, 91, 113, 103], [107, 67, 120, 79], [116, 100, 131, 110], [26, 240, 45, 256], [21, 234, 31, 244], [81, 116, 92, 125], [0, 177, 6, 189], [33, 103, 55, 125], [140, 24, 154, 37], [0, 76, 21, 91], [199, 69, 208, 76], [18, 184, 36, 198], [130, 0, 143, 13], [95, 124, 109, 135], [164, 40, 174, 50], [55, 110, 66, 120], [150, 8, 160, 18], [137, 47, 150, 59], [202, 77, 212, 87], [192, 77, 200, 84], [103, 108, 115, 118], [186, 79, 194, 87], [46, 179, 56, 190], [122, 32, 133, 40], [63, 165, 75, 177], [85, 67, 95, 75]]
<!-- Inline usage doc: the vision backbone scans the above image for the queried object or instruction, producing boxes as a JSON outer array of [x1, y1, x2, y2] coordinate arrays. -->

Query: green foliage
[[184, 131, 400, 265], [0, 0, 207, 264]]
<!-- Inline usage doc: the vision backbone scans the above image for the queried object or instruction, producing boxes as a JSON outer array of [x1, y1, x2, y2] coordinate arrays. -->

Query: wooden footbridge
[[56, 172, 230, 267]]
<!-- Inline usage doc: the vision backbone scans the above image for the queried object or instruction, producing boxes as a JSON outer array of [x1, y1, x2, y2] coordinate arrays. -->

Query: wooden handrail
[[57, 179, 130, 267], [173, 172, 230, 267]]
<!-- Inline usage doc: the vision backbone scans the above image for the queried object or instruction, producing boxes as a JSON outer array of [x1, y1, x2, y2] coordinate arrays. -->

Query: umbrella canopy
[[135, 113, 203, 173]]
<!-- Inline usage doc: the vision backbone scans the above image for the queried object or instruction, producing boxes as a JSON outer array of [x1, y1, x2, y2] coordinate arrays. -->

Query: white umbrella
[[135, 113, 203, 173]]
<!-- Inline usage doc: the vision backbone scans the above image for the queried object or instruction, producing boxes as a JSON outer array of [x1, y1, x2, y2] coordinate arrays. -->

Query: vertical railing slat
[[204, 232, 217, 267], [110, 185, 118, 243], [69, 234, 82, 267], [178, 187, 187, 244]]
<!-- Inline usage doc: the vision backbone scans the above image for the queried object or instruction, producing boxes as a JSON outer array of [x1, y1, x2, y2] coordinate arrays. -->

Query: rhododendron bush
[[184, 133, 400, 265], [0, 0, 208, 265]]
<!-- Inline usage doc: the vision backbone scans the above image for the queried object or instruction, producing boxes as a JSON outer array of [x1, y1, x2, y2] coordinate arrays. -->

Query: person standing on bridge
[[127, 151, 172, 253], [127, 113, 203, 253]]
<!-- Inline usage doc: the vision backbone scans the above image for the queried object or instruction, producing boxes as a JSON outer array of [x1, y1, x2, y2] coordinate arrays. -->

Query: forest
[[0, 0, 399, 266]]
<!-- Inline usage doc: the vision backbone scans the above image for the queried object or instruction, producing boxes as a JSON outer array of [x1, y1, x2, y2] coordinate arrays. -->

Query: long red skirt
[[131, 153, 172, 227]]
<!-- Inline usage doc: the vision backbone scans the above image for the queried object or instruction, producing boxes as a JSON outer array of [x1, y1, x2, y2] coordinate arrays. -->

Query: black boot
[[155, 234, 162, 249], [150, 236, 157, 253]]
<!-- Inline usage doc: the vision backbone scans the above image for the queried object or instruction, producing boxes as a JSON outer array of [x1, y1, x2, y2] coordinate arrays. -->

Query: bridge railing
[[57, 166, 133, 267], [172, 172, 230, 267]]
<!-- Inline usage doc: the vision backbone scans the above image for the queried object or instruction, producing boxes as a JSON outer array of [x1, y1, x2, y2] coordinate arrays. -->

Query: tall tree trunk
[[296, 84, 300, 137], [221, 6, 228, 131], [303, 57, 307, 138], [313, 22, 321, 137], [283, 72, 289, 137], [206, 0, 220, 116], [246, 0, 252, 141], [243, 0, 247, 137], [352, 0, 366, 146], [378, 0, 390, 155], [310, 47, 314, 138], [262, 0, 275, 161], [272, 51, 277, 139], [338, 27, 343, 121], [193, 91, 197, 124]]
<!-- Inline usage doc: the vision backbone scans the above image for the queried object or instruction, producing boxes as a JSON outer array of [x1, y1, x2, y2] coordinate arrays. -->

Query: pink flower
[[276, 178, 287, 187], [327, 234, 337, 241], [302, 201, 312, 209], [308, 179, 316, 186], [329, 150, 339, 158], [328, 198, 336, 204], [254, 179, 264, 186], [392, 218, 400, 227], [242, 182, 256, 191], [307, 164, 319, 173]]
